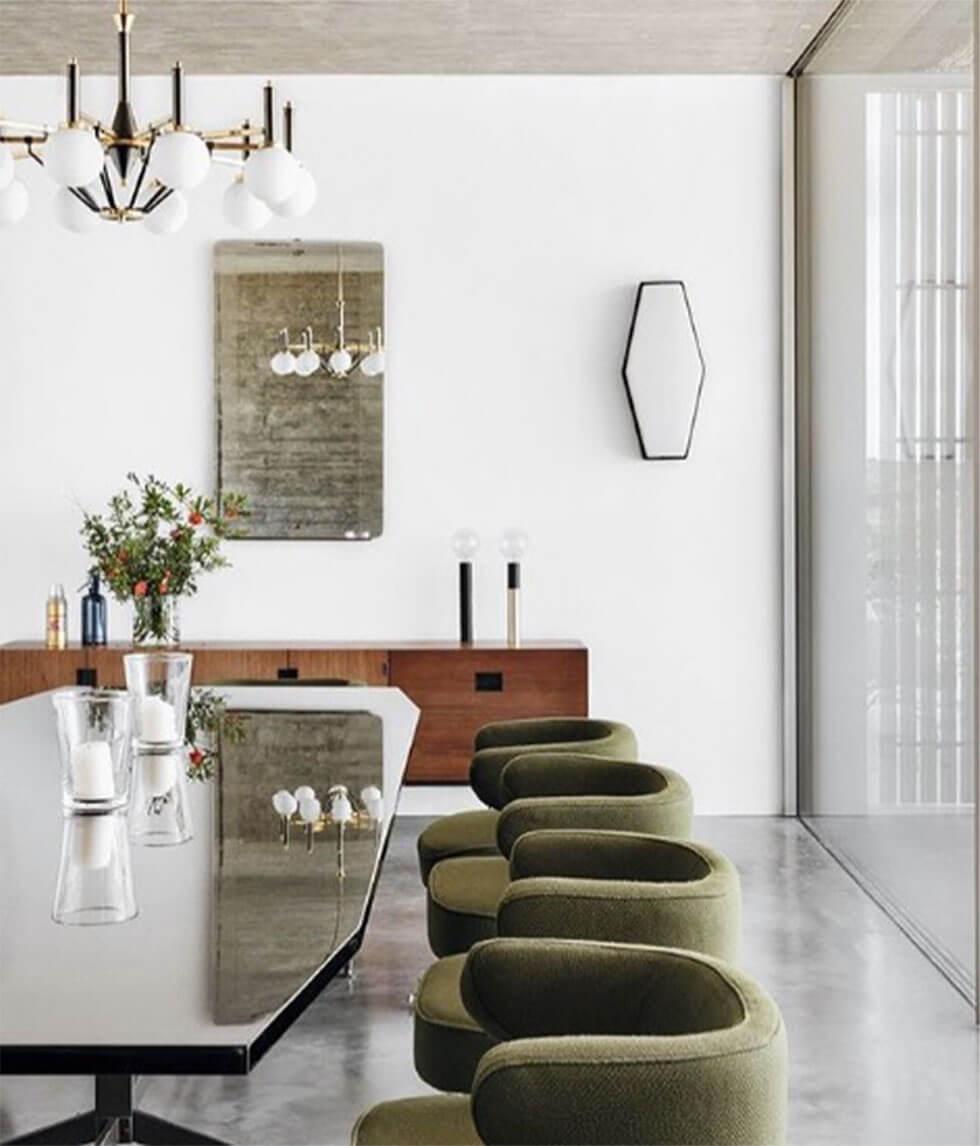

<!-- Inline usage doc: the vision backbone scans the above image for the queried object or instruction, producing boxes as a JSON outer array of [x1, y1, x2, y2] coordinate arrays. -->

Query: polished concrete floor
[[805, 811, 975, 983], [1, 816, 978, 1146]]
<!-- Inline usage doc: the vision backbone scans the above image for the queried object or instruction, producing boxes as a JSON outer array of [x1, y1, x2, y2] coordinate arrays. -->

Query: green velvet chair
[[353, 938, 787, 1146], [426, 755, 693, 958], [416, 829, 740, 1094], [417, 718, 638, 885]]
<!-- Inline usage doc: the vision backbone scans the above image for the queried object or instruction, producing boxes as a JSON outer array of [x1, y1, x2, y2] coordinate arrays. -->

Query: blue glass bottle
[[81, 572, 107, 647]]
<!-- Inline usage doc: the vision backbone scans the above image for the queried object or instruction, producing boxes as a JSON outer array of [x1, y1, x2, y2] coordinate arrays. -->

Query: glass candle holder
[[124, 652, 193, 749], [129, 745, 193, 847], [52, 688, 135, 810], [52, 809, 137, 926]]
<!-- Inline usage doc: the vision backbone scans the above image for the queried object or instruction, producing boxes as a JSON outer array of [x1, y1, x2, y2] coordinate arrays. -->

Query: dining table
[[0, 684, 419, 1145]]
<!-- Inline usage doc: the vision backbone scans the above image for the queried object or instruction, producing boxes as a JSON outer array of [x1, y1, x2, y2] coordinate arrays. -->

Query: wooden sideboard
[[0, 641, 588, 784]]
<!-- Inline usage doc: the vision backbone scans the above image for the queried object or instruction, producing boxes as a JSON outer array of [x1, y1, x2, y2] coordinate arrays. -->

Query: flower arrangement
[[81, 473, 249, 645], [185, 690, 245, 782]]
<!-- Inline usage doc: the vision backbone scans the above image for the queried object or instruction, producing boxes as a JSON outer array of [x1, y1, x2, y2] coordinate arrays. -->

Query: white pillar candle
[[140, 696, 179, 743], [141, 753, 179, 798], [70, 741, 115, 801], [69, 816, 114, 869]]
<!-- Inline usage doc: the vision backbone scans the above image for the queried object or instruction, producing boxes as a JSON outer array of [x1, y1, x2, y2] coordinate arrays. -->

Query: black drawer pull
[[76, 668, 97, 687], [278, 667, 299, 680], [475, 671, 503, 692]]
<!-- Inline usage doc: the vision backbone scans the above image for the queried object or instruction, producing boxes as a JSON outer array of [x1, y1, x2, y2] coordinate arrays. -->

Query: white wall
[[0, 75, 783, 814]]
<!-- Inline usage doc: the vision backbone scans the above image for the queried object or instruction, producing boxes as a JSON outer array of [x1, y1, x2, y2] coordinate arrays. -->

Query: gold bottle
[[45, 583, 68, 650]]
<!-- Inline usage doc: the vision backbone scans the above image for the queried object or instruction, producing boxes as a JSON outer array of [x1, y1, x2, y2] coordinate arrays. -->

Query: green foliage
[[185, 689, 246, 783], [80, 473, 249, 604]]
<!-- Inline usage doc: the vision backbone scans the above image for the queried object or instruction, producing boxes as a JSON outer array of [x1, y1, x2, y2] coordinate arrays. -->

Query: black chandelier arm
[[69, 185, 102, 214], [99, 166, 118, 212], [140, 185, 174, 216], [127, 133, 156, 211]]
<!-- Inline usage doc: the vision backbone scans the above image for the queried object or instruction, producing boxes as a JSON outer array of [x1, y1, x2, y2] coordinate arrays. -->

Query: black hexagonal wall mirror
[[621, 280, 705, 460]]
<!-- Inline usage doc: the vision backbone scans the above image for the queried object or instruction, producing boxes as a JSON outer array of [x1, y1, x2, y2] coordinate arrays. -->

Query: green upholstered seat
[[415, 830, 740, 1093], [352, 1096, 479, 1146], [425, 757, 693, 957], [355, 938, 788, 1146], [427, 856, 510, 959], [417, 809, 500, 885], [416, 717, 637, 885]]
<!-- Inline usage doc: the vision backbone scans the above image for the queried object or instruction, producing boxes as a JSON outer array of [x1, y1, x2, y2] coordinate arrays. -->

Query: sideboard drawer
[[389, 648, 588, 783]]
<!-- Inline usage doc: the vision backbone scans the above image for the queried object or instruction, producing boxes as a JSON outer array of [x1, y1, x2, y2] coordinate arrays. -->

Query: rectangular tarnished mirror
[[215, 240, 384, 539]]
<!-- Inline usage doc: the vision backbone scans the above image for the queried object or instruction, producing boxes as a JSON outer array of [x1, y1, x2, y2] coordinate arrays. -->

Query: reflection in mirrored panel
[[214, 709, 383, 1024], [215, 240, 384, 540], [621, 281, 705, 461]]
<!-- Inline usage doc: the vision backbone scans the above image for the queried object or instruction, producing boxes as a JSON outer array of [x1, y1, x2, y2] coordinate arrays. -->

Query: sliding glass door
[[796, 0, 978, 1007]]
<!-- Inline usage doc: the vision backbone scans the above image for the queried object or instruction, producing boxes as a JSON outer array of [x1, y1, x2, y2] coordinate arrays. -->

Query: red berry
[[133, 581, 148, 598]]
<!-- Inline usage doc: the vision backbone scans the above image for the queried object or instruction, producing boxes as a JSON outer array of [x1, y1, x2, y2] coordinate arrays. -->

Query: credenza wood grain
[[0, 641, 588, 783]]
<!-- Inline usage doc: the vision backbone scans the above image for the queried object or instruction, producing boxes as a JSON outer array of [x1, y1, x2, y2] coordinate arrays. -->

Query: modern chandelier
[[270, 247, 386, 380], [0, 0, 316, 233]]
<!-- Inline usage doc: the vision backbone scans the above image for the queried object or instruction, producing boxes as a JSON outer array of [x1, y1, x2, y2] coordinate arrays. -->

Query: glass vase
[[131, 594, 180, 648], [52, 688, 135, 811], [52, 809, 137, 926], [123, 652, 193, 750]]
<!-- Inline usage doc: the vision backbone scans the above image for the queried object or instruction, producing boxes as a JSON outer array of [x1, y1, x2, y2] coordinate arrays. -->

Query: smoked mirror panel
[[621, 281, 705, 461], [214, 709, 383, 1024], [215, 241, 384, 540]]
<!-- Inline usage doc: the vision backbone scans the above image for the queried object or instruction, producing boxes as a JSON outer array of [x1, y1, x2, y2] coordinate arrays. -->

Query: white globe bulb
[[294, 785, 316, 803], [223, 178, 271, 232], [151, 131, 211, 190], [45, 127, 104, 187], [328, 348, 353, 375], [360, 350, 385, 377], [0, 180, 28, 227], [295, 348, 321, 377], [143, 190, 189, 235], [270, 350, 296, 376], [299, 796, 322, 824], [272, 789, 297, 817], [271, 164, 317, 218], [0, 143, 14, 191], [330, 793, 354, 824], [244, 145, 299, 205], [499, 528, 529, 561], [452, 528, 480, 560], [53, 187, 100, 233]]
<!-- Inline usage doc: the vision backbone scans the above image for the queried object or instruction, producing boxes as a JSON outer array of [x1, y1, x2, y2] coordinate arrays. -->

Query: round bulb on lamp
[[294, 785, 316, 804], [295, 347, 321, 377], [143, 190, 189, 235], [53, 187, 99, 233], [223, 177, 271, 232], [244, 145, 299, 206], [499, 529, 529, 561], [270, 349, 296, 376], [151, 131, 211, 190], [299, 796, 322, 824], [452, 529, 480, 560], [45, 127, 105, 187], [0, 180, 28, 227], [360, 350, 385, 377], [0, 143, 14, 191], [330, 793, 353, 824], [271, 164, 317, 218], [328, 348, 353, 375], [272, 790, 297, 817]]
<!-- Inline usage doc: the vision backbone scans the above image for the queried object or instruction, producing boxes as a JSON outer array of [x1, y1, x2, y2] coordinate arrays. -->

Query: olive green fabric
[[417, 809, 500, 886], [465, 939, 787, 1146], [413, 954, 486, 1095], [351, 1096, 479, 1146], [415, 830, 740, 1093], [426, 760, 692, 957], [359, 939, 787, 1146], [470, 719, 638, 809], [416, 718, 637, 885], [427, 856, 510, 958], [496, 757, 692, 855]]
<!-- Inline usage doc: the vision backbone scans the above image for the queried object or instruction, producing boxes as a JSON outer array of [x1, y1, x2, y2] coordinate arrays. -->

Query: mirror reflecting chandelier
[[270, 247, 386, 380], [0, 0, 316, 233]]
